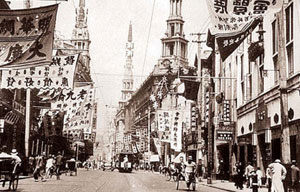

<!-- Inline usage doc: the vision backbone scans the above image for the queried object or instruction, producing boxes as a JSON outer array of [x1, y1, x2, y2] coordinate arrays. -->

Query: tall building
[[119, 22, 134, 108], [158, 0, 188, 70]]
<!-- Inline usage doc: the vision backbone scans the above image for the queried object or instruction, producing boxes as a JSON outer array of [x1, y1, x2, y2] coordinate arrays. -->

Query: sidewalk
[[199, 179, 268, 192]]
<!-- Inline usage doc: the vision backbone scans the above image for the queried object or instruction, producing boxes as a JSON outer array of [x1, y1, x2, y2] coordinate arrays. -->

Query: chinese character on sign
[[214, 0, 228, 14], [19, 17, 35, 34], [0, 19, 15, 35], [253, 0, 270, 14], [38, 15, 52, 32], [233, 0, 249, 15], [5, 44, 23, 62]]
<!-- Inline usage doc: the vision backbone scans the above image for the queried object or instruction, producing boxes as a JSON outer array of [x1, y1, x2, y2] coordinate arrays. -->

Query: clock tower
[[158, 0, 188, 70], [119, 22, 134, 108]]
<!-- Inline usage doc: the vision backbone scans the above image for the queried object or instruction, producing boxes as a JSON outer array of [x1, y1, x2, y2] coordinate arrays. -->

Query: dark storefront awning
[[4, 111, 20, 125]]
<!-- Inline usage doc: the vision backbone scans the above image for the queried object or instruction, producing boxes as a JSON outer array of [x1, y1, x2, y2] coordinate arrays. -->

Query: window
[[273, 55, 279, 84], [169, 43, 174, 56], [247, 62, 252, 100], [171, 24, 175, 36], [258, 54, 264, 94], [272, 20, 278, 55], [241, 54, 244, 81], [286, 3, 294, 76]]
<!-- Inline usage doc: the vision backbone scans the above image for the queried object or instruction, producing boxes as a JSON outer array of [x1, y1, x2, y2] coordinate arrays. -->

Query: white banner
[[171, 111, 183, 152], [1, 54, 78, 89], [157, 110, 172, 143], [51, 85, 94, 132], [206, 0, 283, 35]]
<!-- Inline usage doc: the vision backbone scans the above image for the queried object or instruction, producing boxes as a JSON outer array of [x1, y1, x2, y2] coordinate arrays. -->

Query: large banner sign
[[0, 5, 58, 69], [51, 85, 95, 132], [1, 54, 78, 89], [157, 109, 183, 151], [205, 0, 282, 60]]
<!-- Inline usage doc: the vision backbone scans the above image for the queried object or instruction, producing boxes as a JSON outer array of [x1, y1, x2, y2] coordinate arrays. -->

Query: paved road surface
[[9, 169, 225, 192]]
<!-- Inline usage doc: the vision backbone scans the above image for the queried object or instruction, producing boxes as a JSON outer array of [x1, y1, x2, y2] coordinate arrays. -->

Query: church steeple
[[71, 0, 90, 55], [71, 0, 91, 77], [159, 0, 188, 68], [119, 22, 134, 109], [128, 21, 132, 43]]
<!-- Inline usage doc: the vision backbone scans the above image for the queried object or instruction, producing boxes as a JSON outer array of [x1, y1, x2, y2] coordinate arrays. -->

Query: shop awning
[[4, 111, 20, 125], [150, 154, 160, 162]]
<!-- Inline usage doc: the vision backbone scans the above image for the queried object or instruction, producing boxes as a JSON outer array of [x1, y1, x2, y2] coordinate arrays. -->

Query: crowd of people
[[29, 151, 67, 182], [232, 159, 300, 192]]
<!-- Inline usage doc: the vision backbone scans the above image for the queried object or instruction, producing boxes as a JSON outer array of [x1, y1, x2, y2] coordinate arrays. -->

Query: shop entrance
[[272, 138, 281, 161], [217, 144, 229, 180]]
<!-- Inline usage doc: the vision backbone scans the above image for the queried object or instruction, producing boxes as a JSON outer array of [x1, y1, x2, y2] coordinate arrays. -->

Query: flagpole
[[24, 0, 31, 158]]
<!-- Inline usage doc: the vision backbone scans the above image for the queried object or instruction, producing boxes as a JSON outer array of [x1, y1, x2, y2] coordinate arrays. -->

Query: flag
[[0, 4, 58, 69], [183, 80, 200, 101], [1, 54, 78, 89], [205, 0, 283, 61]]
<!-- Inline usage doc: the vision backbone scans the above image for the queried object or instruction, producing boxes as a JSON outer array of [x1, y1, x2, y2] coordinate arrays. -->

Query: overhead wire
[[140, 0, 156, 84]]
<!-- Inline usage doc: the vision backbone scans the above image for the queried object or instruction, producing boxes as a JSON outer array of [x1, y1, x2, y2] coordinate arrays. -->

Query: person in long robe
[[268, 159, 287, 192]]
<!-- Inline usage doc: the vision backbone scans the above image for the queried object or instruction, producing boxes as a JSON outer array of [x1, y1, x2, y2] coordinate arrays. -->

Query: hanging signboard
[[51, 85, 94, 132], [0, 4, 58, 69], [1, 54, 78, 89], [171, 110, 183, 152], [216, 130, 233, 141], [205, 0, 283, 61], [157, 110, 172, 142]]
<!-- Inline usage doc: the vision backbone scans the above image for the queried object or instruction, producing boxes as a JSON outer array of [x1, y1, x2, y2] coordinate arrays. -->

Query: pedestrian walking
[[55, 152, 63, 180], [251, 169, 259, 192], [218, 159, 225, 182], [290, 160, 300, 192], [268, 159, 287, 192], [196, 159, 204, 182], [266, 166, 272, 192], [45, 155, 55, 179], [10, 149, 21, 174], [33, 152, 46, 182], [245, 162, 254, 188], [256, 167, 263, 188], [236, 162, 244, 190]]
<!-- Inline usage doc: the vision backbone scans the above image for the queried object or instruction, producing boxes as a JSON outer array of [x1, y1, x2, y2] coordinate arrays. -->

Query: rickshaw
[[118, 152, 134, 173], [65, 159, 77, 176], [0, 157, 20, 191]]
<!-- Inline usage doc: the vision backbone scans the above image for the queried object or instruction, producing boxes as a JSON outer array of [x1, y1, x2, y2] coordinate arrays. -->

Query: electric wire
[[140, 0, 156, 83]]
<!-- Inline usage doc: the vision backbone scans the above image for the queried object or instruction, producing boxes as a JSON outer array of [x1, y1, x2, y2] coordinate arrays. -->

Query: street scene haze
[[0, 0, 298, 192]]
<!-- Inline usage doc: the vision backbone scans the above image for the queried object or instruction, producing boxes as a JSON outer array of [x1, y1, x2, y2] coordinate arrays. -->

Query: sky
[[8, 0, 209, 138]]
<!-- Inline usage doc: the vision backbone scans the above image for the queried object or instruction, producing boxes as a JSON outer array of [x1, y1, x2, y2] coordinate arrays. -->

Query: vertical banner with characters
[[157, 110, 172, 143], [171, 111, 183, 152]]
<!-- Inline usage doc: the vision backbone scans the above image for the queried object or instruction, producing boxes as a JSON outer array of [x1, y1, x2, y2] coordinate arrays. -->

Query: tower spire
[[119, 22, 134, 109], [79, 0, 85, 8], [128, 21, 132, 43]]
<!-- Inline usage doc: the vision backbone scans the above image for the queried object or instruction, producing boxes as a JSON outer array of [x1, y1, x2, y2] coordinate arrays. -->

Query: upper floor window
[[286, 2, 293, 44], [286, 2, 294, 76], [272, 20, 278, 55]]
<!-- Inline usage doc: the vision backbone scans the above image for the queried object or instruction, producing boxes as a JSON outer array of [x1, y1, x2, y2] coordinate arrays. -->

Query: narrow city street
[[14, 169, 225, 192]]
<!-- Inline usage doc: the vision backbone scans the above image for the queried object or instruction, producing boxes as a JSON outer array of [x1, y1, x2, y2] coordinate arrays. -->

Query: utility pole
[[190, 32, 205, 161], [277, 4, 290, 163], [24, 0, 31, 158]]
